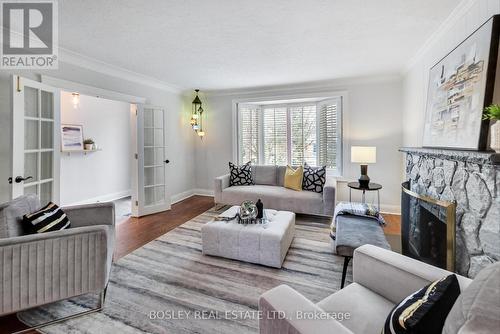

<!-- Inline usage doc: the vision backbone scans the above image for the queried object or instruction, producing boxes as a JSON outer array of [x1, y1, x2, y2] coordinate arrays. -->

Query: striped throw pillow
[[23, 202, 71, 234], [383, 274, 460, 334]]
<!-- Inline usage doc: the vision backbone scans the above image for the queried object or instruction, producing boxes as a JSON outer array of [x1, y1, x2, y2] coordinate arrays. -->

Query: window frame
[[232, 92, 348, 177]]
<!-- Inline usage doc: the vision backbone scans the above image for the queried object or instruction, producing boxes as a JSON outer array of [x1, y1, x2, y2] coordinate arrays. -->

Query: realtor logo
[[0, 0, 58, 69]]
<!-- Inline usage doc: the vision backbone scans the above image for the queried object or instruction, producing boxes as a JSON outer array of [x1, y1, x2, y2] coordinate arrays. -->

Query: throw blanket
[[330, 202, 385, 240]]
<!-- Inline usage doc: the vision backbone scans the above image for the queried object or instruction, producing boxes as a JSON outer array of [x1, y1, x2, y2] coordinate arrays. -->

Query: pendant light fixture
[[191, 89, 205, 138]]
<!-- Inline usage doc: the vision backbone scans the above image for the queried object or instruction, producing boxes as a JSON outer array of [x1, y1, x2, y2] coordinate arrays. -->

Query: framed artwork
[[423, 15, 499, 150], [61, 124, 84, 151]]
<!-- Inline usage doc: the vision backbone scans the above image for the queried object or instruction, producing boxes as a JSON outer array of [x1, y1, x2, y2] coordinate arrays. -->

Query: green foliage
[[483, 104, 500, 121], [83, 138, 95, 145]]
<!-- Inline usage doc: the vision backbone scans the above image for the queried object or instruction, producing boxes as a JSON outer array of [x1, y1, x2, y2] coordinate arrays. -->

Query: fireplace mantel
[[399, 147, 500, 165]]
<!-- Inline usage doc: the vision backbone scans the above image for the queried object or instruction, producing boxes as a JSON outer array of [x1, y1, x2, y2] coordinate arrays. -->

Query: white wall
[[59, 92, 131, 206], [402, 0, 500, 146], [191, 76, 404, 213], [0, 61, 196, 204]]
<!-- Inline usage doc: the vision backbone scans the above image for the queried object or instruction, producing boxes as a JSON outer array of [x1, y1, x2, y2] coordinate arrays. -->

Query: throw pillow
[[383, 274, 460, 334], [229, 161, 254, 186], [23, 202, 71, 234], [302, 163, 326, 193], [284, 166, 304, 191]]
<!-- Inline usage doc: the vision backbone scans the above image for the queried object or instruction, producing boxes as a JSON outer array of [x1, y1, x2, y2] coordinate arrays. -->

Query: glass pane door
[[143, 107, 166, 206], [23, 88, 55, 204], [12, 76, 60, 203], [132, 104, 170, 217]]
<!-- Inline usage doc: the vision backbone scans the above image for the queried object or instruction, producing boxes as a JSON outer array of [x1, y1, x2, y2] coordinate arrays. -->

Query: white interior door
[[131, 104, 171, 217], [11, 76, 60, 204]]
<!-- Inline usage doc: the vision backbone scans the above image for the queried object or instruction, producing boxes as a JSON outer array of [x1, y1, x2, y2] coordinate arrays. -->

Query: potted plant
[[83, 138, 95, 150], [484, 104, 500, 153]]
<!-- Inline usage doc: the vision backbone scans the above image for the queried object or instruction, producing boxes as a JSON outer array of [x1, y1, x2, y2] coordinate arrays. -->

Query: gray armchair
[[0, 194, 115, 325]]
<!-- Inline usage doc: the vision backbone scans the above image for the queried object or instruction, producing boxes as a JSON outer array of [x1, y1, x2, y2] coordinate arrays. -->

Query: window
[[263, 107, 287, 165], [237, 97, 342, 174], [238, 104, 260, 164]]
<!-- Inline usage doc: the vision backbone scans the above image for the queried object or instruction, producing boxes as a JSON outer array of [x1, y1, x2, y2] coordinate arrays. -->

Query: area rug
[[18, 207, 350, 333]]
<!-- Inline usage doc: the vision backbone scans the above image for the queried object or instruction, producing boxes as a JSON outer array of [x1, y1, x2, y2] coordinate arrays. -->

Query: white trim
[[59, 48, 182, 93], [403, 0, 477, 73], [171, 189, 195, 204], [41, 75, 147, 104], [205, 74, 401, 97], [63, 190, 131, 206], [380, 204, 401, 215], [170, 188, 214, 205], [193, 188, 215, 197]]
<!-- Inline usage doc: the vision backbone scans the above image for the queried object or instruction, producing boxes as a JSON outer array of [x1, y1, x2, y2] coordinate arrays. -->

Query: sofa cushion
[[229, 161, 254, 186], [23, 202, 71, 234], [284, 166, 303, 191], [253, 165, 277, 185], [317, 282, 394, 334], [221, 185, 323, 214], [0, 194, 40, 238], [443, 262, 500, 334], [383, 274, 460, 334], [302, 163, 326, 193], [276, 166, 287, 186]]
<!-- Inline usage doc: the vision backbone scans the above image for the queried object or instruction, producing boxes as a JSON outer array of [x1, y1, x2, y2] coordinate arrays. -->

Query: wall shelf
[[62, 149, 102, 156]]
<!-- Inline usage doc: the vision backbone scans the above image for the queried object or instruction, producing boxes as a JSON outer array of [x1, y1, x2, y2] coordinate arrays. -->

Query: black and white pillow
[[23, 202, 71, 234], [302, 163, 326, 193], [383, 274, 460, 334], [229, 161, 254, 186]]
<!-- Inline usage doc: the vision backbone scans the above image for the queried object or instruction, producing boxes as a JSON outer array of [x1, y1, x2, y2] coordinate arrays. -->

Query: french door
[[11, 76, 60, 203], [131, 104, 171, 217]]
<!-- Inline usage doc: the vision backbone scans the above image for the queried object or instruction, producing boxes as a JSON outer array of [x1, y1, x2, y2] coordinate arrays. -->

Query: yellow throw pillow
[[284, 166, 303, 191]]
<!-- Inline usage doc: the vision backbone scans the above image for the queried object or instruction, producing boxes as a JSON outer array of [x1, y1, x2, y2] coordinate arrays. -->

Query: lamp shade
[[351, 146, 376, 164]]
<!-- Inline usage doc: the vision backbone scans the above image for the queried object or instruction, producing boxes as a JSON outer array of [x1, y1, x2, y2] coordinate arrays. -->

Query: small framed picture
[[61, 124, 84, 151]]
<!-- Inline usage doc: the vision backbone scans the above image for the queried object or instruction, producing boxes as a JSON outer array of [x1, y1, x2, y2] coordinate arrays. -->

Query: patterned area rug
[[18, 207, 351, 333]]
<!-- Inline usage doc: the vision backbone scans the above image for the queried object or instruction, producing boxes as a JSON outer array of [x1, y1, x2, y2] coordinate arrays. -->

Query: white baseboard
[[380, 204, 401, 215], [170, 188, 214, 205], [171, 189, 195, 204], [193, 188, 214, 197], [63, 190, 131, 206]]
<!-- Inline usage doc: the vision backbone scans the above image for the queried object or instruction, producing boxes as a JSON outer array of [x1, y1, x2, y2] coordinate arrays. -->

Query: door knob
[[15, 176, 33, 183], [164, 160, 170, 164]]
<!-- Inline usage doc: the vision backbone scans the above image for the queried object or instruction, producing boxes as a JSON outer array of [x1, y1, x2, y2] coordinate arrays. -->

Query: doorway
[[11, 76, 172, 218]]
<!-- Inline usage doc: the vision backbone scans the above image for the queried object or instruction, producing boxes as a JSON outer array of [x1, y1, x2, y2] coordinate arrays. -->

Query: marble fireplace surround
[[400, 147, 500, 278]]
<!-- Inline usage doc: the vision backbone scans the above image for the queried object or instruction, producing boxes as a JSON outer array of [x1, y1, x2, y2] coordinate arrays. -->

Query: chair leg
[[341, 256, 351, 289], [12, 287, 108, 334]]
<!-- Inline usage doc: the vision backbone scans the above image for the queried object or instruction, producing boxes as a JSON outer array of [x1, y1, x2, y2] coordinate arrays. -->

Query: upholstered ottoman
[[201, 206, 295, 268]]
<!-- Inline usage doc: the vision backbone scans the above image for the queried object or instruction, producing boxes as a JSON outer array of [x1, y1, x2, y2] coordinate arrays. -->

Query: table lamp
[[351, 146, 376, 188]]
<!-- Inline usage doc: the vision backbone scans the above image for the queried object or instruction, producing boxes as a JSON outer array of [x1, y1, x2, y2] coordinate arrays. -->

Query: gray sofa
[[0, 194, 115, 319], [259, 244, 500, 334], [214, 165, 335, 216]]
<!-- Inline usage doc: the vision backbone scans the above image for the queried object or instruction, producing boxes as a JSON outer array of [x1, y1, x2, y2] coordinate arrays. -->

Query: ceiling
[[59, 0, 460, 91]]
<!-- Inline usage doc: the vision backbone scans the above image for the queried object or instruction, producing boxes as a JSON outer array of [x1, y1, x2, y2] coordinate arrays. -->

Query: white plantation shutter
[[263, 107, 287, 165], [290, 105, 317, 166], [318, 98, 341, 169], [237, 98, 342, 174], [238, 104, 260, 163]]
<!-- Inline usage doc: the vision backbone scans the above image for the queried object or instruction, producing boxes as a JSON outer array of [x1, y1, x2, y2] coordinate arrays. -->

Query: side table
[[347, 182, 382, 210]]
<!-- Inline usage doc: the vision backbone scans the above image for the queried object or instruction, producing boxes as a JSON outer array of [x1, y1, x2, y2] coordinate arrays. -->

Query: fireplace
[[401, 181, 456, 271]]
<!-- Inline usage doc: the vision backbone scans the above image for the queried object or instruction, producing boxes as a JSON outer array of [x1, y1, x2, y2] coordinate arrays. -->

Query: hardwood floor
[[0, 196, 400, 333], [114, 195, 215, 260]]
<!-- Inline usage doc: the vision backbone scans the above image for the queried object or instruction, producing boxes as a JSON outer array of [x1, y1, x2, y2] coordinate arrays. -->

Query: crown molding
[[203, 73, 402, 97], [403, 0, 477, 73], [59, 47, 182, 94]]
